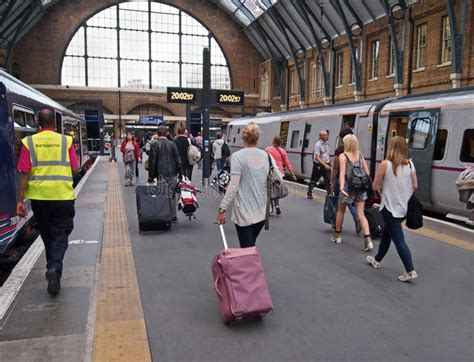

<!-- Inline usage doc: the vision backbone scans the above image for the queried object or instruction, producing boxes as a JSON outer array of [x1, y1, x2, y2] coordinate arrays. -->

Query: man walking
[[16, 108, 78, 296], [195, 132, 203, 169], [307, 130, 331, 199], [174, 124, 196, 180], [148, 125, 182, 223], [212, 133, 225, 173]]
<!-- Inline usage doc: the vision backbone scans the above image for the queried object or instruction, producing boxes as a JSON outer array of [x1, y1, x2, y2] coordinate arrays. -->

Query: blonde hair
[[386, 136, 409, 176], [272, 135, 282, 147], [342, 134, 359, 159], [242, 122, 260, 145]]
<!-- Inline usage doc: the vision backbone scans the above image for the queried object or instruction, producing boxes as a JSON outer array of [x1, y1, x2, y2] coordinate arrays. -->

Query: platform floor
[[0, 157, 473, 361]]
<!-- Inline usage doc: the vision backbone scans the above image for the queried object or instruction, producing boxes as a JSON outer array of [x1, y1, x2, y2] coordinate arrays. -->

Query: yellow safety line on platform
[[286, 182, 474, 252], [92, 163, 152, 362]]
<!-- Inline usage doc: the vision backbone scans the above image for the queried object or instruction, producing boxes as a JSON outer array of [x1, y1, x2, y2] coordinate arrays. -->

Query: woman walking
[[121, 132, 139, 186], [216, 123, 274, 248], [367, 136, 418, 282], [331, 134, 373, 251], [265, 135, 296, 215]]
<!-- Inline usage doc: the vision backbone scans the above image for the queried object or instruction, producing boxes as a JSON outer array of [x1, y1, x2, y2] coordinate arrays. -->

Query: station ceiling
[[0, 0, 417, 62]]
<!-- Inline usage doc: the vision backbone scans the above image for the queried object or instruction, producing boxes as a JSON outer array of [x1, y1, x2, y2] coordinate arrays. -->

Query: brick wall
[[258, 0, 473, 111]]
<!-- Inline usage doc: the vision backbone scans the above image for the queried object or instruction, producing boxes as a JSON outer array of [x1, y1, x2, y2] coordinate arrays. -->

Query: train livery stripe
[[229, 145, 466, 173]]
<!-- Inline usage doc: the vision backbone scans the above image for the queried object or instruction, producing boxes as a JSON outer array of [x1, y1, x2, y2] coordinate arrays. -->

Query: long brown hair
[[386, 136, 409, 176]]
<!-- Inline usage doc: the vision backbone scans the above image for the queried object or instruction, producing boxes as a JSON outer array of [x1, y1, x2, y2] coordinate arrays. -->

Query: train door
[[386, 113, 409, 147], [406, 109, 440, 206], [285, 121, 307, 175]]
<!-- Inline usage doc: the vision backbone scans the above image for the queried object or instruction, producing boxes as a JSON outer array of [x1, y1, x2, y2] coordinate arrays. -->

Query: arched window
[[61, 2, 231, 90]]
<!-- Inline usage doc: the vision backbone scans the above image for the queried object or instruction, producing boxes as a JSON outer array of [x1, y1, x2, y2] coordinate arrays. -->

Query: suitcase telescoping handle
[[219, 224, 229, 250]]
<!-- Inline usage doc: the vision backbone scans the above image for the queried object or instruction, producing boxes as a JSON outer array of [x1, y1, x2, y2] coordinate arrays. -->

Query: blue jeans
[[216, 158, 225, 173], [375, 208, 415, 272]]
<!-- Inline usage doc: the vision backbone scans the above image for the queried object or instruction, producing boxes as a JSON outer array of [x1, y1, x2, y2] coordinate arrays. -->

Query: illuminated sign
[[215, 90, 245, 106], [167, 87, 197, 104]]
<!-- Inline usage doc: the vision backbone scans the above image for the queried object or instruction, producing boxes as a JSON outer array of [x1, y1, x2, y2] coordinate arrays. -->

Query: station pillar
[[394, 83, 403, 96], [450, 73, 461, 89], [353, 91, 362, 102]]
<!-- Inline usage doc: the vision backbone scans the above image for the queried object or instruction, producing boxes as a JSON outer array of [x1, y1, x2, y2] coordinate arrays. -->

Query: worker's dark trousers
[[31, 200, 75, 277]]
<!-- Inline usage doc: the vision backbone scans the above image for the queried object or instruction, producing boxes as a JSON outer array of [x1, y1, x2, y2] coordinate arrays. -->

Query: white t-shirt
[[380, 161, 415, 218]]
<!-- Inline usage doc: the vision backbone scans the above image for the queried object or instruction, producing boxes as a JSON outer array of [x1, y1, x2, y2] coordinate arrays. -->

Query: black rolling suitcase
[[364, 206, 384, 239], [136, 183, 173, 233]]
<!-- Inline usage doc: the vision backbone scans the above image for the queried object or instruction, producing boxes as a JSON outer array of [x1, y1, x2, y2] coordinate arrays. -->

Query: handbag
[[265, 153, 289, 230], [323, 194, 338, 227], [266, 153, 288, 200], [405, 162, 423, 229]]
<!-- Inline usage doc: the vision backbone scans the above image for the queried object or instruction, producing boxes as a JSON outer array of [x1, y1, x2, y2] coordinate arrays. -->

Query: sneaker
[[172, 217, 178, 223], [269, 208, 274, 216], [366, 256, 381, 269], [331, 231, 342, 244], [398, 271, 418, 282], [355, 219, 362, 234], [363, 236, 374, 251], [276, 207, 281, 215], [45, 268, 61, 297]]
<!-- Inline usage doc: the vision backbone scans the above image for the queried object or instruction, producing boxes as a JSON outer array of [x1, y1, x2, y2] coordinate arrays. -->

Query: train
[[0, 69, 90, 254], [226, 87, 474, 222]]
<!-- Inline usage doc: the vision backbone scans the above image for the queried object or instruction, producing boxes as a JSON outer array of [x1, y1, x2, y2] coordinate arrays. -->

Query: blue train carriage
[[0, 69, 89, 254]]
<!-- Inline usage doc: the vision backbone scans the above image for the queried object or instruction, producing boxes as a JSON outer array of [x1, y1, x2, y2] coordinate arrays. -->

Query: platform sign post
[[202, 47, 211, 185]]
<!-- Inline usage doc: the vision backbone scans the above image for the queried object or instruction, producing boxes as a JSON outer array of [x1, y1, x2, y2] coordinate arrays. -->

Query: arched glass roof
[[212, 0, 419, 60]]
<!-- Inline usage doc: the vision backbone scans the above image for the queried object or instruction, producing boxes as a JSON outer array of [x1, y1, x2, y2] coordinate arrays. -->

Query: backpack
[[221, 142, 231, 158], [123, 148, 135, 163], [345, 153, 371, 193], [187, 138, 201, 166]]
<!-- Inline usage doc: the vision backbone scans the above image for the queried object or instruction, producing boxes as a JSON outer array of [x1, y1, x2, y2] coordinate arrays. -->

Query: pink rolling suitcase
[[211, 225, 273, 324]]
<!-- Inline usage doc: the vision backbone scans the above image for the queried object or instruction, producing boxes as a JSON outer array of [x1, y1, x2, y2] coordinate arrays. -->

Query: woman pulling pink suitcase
[[214, 122, 274, 324]]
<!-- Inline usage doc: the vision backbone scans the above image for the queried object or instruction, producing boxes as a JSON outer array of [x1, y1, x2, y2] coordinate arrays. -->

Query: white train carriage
[[226, 87, 474, 220]]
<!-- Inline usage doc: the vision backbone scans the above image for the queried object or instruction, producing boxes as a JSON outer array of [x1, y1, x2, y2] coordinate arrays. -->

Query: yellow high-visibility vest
[[21, 130, 75, 201]]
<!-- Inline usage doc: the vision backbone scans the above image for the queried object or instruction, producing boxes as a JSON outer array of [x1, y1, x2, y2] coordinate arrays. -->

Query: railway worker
[[368, 136, 418, 282], [330, 128, 361, 234], [307, 130, 332, 199], [148, 125, 182, 223], [332, 134, 373, 251], [16, 108, 78, 297], [265, 134, 297, 215]]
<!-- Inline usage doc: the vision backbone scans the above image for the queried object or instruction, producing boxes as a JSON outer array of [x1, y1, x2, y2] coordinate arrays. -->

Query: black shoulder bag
[[405, 161, 423, 229]]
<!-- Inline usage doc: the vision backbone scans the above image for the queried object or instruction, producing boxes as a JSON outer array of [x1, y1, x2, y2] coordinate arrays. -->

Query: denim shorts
[[339, 185, 368, 204]]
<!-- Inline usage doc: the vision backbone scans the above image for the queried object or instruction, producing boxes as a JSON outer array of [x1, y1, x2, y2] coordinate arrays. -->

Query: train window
[[237, 128, 240, 134], [290, 130, 300, 148], [55, 112, 62, 132], [25, 112, 36, 128], [227, 125, 233, 142], [303, 124, 312, 149], [459, 129, 474, 163], [408, 118, 431, 150], [13, 110, 26, 127], [433, 129, 448, 161], [280, 121, 289, 147]]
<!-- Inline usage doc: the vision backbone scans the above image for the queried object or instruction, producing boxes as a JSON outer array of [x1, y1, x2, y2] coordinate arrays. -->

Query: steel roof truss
[[268, 6, 306, 100], [332, 0, 361, 92], [292, 0, 330, 98]]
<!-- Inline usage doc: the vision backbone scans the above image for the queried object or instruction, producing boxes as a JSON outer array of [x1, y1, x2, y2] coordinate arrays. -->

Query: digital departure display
[[167, 87, 197, 104], [215, 90, 245, 106]]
